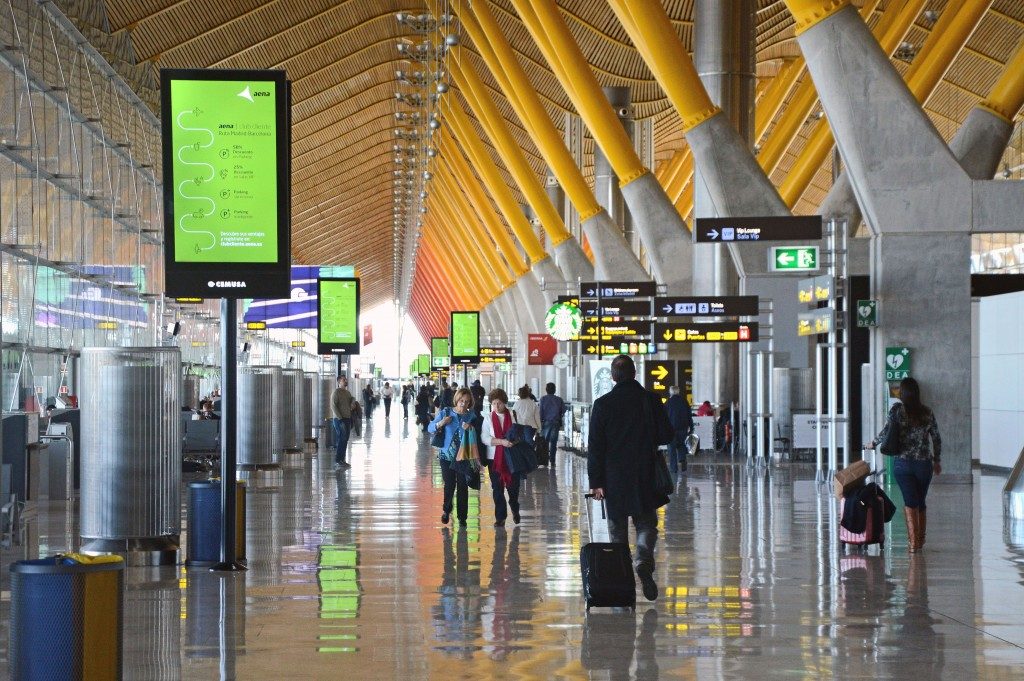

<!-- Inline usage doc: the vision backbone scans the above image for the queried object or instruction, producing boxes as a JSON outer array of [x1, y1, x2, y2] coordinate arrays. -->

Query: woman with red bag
[[481, 388, 522, 528]]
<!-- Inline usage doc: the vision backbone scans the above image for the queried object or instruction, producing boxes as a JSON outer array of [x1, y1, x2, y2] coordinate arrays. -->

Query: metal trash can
[[10, 553, 125, 680], [79, 347, 181, 565], [237, 366, 279, 468], [319, 376, 335, 447], [186, 480, 246, 567]]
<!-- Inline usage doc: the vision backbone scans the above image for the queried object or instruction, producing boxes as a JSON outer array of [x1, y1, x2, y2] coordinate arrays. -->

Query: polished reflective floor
[[3, 410, 1024, 679]]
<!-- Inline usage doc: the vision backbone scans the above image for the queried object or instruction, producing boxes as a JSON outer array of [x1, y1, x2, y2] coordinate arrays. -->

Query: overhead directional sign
[[798, 275, 833, 304], [654, 322, 758, 343], [655, 296, 759, 317], [580, 281, 657, 299], [582, 342, 655, 356], [580, 323, 651, 338], [644, 360, 677, 401], [693, 215, 823, 243], [581, 299, 651, 317], [555, 295, 580, 306], [479, 346, 512, 364], [769, 246, 819, 272], [797, 309, 834, 336]]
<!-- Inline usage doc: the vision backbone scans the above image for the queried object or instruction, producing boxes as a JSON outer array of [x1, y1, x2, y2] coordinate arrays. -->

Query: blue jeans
[[542, 421, 559, 459], [333, 418, 351, 464], [667, 432, 689, 477], [894, 458, 933, 509]]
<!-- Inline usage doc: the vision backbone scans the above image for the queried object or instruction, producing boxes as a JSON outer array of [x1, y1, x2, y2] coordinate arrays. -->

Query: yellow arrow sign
[[650, 364, 669, 381]]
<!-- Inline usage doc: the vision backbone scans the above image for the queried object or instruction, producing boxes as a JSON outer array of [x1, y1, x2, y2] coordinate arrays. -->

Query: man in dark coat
[[664, 385, 694, 478], [588, 355, 673, 601]]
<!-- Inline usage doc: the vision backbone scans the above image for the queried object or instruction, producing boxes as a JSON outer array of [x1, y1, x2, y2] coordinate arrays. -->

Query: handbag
[[878, 405, 901, 456], [641, 393, 674, 496], [505, 440, 537, 476], [430, 408, 448, 449], [653, 451, 674, 496]]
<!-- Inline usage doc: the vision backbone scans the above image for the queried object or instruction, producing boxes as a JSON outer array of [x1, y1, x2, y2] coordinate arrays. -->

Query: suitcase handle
[[583, 492, 606, 544]]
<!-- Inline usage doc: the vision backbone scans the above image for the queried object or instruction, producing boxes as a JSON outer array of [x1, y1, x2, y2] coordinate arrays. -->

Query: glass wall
[[0, 0, 320, 411]]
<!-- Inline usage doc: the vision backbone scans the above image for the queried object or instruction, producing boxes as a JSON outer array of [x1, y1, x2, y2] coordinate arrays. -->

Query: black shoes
[[494, 519, 505, 527], [637, 565, 658, 602], [512, 512, 521, 524], [441, 512, 450, 524], [458, 519, 467, 528]]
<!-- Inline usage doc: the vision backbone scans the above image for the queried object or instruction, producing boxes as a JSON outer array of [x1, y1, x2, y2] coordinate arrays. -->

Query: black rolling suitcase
[[534, 435, 549, 467], [580, 493, 636, 611]]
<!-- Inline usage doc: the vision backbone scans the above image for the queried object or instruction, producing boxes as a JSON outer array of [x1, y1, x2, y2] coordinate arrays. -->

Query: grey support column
[[691, 0, 756, 407], [787, 2, 1024, 480], [593, 87, 633, 252]]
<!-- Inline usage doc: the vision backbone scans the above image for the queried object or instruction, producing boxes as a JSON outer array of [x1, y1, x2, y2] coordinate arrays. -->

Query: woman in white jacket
[[481, 388, 521, 527], [511, 385, 541, 442]]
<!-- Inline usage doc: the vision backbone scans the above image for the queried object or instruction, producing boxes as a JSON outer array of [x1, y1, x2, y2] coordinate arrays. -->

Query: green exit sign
[[769, 246, 819, 272]]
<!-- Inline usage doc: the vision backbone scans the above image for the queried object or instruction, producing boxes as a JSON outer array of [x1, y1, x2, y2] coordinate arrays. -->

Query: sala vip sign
[[885, 346, 911, 381]]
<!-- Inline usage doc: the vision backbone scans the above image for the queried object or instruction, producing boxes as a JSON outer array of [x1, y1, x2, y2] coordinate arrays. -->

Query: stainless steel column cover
[[319, 376, 334, 422], [270, 368, 286, 455], [80, 347, 180, 543], [237, 366, 278, 466], [280, 369, 303, 449], [303, 372, 316, 440], [182, 376, 201, 410]]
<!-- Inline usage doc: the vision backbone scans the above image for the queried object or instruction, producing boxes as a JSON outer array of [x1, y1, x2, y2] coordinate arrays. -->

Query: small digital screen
[[431, 337, 450, 368], [317, 278, 360, 355], [450, 312, 479, 364]]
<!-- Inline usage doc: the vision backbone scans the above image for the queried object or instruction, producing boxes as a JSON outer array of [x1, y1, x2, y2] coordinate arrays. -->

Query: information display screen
[[161, 69, 290, 297], [450, 311, 480, 364], [416, 354, 430, 376], [317, 278, 360, 355], [431, 338, 450, 368]]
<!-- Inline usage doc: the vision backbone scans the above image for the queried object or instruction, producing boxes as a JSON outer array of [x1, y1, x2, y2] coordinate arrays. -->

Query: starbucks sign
[[545, 302, 582, 341]]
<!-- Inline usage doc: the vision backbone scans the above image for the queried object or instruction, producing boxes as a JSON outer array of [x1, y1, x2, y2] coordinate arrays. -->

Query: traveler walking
[[470, 379, 486, 414], [538, 383, 566, 464], [866, 377, 942, 552], [429, 388, 481, 528], [587, 355, 674, 601], [439, 379, 454, 409], [415, 385, 432, 433], [382, 382, 394, 418], [331, 377, 357, 470], [481, 388, 521, 527], [696, 400, 714, 417], [401, 383, 413, 419], [512, 385, 541, 442], [664, 386, 694, 478]]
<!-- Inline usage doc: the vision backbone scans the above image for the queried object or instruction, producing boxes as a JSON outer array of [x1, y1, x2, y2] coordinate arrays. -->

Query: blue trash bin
[[187, 480, 246, 566], [10, 554, 124, 680]]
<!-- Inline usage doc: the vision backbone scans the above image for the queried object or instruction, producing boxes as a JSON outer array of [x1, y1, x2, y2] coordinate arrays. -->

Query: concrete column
[[691, 0, 755, 406], [593, 87, 634, 252]]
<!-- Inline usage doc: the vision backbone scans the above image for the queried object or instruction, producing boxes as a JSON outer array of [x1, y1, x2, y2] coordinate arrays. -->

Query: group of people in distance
[[327, 356, 942, 606]]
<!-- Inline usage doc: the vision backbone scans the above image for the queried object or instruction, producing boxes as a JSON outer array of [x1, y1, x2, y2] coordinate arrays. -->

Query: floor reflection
[[1, 408, 1023, 679]]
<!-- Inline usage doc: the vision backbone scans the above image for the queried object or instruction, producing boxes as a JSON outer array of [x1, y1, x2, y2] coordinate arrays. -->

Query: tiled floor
[[3, 410, 1024, 679]]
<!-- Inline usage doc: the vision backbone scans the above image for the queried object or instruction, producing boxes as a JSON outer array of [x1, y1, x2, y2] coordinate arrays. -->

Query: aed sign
[[885, 346, 912, 381], [160, 68, 291, 298], [857, 300, 878, 327]]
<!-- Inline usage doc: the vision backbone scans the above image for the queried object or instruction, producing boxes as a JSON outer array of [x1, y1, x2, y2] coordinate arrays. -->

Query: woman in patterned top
[[867, 378, 942, 553]]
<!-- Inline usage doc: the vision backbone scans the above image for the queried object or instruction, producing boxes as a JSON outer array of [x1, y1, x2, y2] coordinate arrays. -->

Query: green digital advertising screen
[[317, 278, 360, 355], [450, 311, 480, 364], [161, 69, 291, 298], [431, 337, 450, 368], [417, 354, 430, 376]]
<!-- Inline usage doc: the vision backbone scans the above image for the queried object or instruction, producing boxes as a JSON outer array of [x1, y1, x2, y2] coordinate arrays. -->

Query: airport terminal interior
[[3, 0, 1024, 678]]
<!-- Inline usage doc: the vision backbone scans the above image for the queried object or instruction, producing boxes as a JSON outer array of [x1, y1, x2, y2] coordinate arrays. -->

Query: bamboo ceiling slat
[[79, 0, 1024, 309]]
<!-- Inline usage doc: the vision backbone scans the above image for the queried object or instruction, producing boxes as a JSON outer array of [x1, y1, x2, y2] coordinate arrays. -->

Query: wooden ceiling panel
[[90, 0, 1024, 312]]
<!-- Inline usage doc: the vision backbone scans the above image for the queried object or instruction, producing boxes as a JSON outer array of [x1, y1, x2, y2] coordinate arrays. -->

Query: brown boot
[[904, 507, 919, 553], [917, 508, 926, 550]]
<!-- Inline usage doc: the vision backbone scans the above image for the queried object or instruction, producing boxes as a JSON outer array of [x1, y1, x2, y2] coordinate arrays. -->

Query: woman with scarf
[[429, 388, 481, 528], [481, 388, 522, 527]]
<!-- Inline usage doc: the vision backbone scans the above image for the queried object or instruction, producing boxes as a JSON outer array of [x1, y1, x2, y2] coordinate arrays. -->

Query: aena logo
[[208, 280, 247, 288]]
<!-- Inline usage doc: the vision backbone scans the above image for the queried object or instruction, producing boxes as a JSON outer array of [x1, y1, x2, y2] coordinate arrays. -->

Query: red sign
[[528, 334, 557, 365], [363, 324, 373, 346]]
